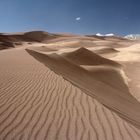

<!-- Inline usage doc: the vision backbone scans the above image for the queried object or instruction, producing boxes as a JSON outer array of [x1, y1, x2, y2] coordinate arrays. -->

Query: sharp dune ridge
[[26, 48, 140, 128], [61, 47, 121, 67], [0, 31, 140, 140], [61, 47, 129, 91]]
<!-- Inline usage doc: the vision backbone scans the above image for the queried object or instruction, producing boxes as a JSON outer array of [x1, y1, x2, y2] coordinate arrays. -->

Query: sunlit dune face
[[111, 44, 140, 62], [46, 40, 79, 47]]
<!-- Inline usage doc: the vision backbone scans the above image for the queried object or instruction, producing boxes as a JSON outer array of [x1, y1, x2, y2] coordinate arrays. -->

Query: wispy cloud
[[76, 17, 81, 21]]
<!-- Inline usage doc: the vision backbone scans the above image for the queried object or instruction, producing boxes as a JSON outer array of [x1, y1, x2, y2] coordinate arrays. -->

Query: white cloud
[[76, 17, 81, 21], [105, 33, 114, 36], [96, 33, 114, 37], [96, 33, 103, 36]]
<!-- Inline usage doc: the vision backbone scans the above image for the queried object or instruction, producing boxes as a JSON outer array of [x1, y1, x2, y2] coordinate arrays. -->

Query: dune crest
[[26, 48, 140, 129]]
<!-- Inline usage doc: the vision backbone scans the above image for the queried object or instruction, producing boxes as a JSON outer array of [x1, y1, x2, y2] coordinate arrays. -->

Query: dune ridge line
[[26, 48, 140, 129]]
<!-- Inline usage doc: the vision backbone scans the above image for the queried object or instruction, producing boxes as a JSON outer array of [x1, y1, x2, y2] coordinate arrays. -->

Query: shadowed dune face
[[0, 42, 14, 50], [0, 31, 59, 50], [61, 48, 129, 92], [61, 48, 128, 91], [23, 31, 57, 42], [61, 47, 121, 67], [93, 47, 119, 54], [26, 47, 140, 129]]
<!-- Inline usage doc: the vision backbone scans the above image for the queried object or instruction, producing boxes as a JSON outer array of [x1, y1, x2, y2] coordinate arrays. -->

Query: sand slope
[[110, 43, 140, 102], [26, 48, 140, 129], [0, 32, 140, 140], [0, 48, 139, 140]]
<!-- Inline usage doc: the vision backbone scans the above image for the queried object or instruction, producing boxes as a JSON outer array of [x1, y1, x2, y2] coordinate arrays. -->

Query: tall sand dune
[[61, 47, 121, 67], [0, 31, 59, 50], [61, 48, 128, 92], [26, 48, 140, 129], [0, 48, 139, 140]]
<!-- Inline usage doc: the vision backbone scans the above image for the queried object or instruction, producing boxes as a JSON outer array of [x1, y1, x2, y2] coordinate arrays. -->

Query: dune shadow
[[26, 48, 140, 129]]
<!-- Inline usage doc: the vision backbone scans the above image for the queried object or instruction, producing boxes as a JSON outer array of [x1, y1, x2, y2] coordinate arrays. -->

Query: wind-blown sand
[[0, 31, 140, 140]]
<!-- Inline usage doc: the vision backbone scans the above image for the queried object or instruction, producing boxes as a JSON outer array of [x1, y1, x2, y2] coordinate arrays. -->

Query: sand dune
[[0, 31, 136, 51], [0, 31, 59, 50], [0, 48, 139, 140], [0, 32, 140, 140], [61, 48, 128, 92], [26, 48, 140, 128], [61, 47, 121, 67], [92, 47, 119, 54], [0, 31, 57, 42], [110, 43, 140, 102]]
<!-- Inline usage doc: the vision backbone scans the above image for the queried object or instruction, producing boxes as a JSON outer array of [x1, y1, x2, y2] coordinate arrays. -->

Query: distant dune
[[0, 31, 140, 140], [0, 30, 136, 50]]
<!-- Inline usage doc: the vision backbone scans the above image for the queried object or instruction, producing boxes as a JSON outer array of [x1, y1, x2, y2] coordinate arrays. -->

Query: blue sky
[[0, 0, 139, 35]]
